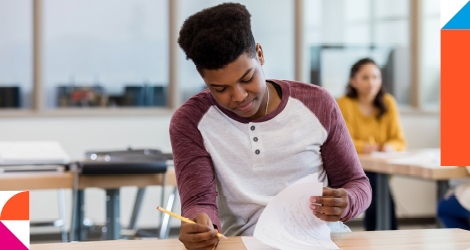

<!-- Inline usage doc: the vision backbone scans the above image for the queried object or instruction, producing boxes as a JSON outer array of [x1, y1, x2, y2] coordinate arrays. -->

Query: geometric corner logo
[[441, 0, 470, 165], [441, 0, 470, 29], [0, 191, 29, 250]]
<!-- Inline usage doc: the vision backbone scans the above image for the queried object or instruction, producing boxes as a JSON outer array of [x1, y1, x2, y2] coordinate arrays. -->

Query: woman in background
[[337, 58, 406, 231]]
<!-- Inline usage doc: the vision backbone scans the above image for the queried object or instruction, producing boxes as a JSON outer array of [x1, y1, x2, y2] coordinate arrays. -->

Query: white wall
[[0, 112, 440, 234], [392, 113, 440, 217]]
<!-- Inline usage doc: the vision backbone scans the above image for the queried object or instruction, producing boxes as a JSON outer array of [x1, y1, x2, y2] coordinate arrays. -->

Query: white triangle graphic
[[441, 0, 470, 28], [1, 220, 30, 249]]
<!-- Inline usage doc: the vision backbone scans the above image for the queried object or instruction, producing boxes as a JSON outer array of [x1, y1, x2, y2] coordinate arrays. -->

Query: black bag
[[79, 149, 171, 175]]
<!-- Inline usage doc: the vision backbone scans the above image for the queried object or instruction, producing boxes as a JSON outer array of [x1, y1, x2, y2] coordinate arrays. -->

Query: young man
[[170, 3, 371, 249]]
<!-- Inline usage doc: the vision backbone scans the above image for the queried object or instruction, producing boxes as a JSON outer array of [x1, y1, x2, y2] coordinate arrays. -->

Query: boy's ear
[[256, 43, 265, 65]]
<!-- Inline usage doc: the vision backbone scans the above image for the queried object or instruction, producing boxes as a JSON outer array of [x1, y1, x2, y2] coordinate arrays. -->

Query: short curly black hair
[[178, 2, 257, 73]]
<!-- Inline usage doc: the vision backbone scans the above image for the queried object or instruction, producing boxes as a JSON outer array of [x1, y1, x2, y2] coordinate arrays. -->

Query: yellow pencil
[[156, 206, 228, 239], [368, 135, 376, 145]]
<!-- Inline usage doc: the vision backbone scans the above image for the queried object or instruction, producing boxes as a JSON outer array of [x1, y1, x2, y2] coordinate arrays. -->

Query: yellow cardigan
[[337, 94, 406, 154]]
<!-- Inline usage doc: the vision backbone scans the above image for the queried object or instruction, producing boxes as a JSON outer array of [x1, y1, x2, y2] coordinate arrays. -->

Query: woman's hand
[[310, 187, 348, 222], [381, 143, 394, 152], [363, 143, 380, 154], [179, 213, 220, 250]]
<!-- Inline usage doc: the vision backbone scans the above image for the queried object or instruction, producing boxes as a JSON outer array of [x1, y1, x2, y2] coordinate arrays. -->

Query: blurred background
[[0, 0, 440, 242]]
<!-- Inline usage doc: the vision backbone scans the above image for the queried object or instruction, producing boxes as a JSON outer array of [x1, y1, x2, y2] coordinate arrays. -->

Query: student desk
[[30, 229, 470, 250], [0, 170, 177, 190], [0, 169, 177, 240], [359, 154, 470, 230]]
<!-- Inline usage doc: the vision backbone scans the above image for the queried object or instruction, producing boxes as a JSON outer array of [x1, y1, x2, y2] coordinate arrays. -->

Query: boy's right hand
[[179, 213, 220, 250]]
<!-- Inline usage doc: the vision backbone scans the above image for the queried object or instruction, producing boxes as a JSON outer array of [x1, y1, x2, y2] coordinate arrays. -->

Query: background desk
[[359, 154, 469, 180], [0, 170, 177, 240], [0, 170, 177, 190], [359, 154, 470, 230], [30, 229, 470, 250]]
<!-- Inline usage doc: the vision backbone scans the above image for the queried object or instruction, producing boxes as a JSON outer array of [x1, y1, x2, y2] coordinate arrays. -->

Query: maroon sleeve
[[169, 94, 221, 230], [289, 82, 372, 222], [317, 89, 372, 222]]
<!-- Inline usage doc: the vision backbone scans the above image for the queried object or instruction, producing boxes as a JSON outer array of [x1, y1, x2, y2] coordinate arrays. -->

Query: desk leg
[[159, 187, 178, 239], [105, 189, 121, 240], [58, 189, 68, 242], [72, 190, 87, 241], [436, 180, 450, 228], [376, 173, 391, 230], [128, 187, 146, 232]]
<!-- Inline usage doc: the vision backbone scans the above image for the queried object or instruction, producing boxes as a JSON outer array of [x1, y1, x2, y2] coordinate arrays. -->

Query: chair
[[69, 149, 174, 241]]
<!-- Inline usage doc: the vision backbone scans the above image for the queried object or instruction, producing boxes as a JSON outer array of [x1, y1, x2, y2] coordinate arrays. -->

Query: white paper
[[0, 141, 70, 165], [371, 151, 411, 159], [253, 173, 339, 250], [242, 237, 277, 250], [386, 149, 458, 169]]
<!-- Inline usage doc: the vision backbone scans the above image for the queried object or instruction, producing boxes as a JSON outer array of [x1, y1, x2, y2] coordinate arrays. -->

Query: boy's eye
[[241, 74, 254, 83], [215, 87, 226, 93]]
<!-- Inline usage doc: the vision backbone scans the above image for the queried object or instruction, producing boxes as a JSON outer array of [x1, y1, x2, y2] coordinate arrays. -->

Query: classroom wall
[[0, 112, 439, 234]]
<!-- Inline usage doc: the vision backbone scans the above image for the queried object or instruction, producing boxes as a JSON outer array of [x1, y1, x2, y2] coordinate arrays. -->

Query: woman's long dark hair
[[346, 58, 387, 119]]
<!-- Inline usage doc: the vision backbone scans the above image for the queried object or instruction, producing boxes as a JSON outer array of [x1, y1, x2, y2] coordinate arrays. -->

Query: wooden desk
[[0, 169, 177, 191], [359, 153, 470, 230], [0, 169, 177, 241], [30, 229, 470, 250], [359, 154, 470, 180]]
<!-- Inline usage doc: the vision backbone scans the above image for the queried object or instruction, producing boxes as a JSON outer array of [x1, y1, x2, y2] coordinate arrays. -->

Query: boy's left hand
[[310, 187, 348, 222]]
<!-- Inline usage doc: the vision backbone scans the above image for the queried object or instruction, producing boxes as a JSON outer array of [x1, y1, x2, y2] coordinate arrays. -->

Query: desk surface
[[0, 169, 177, 191], [359, 154, 470, 180], [30, 229, 470, 250]]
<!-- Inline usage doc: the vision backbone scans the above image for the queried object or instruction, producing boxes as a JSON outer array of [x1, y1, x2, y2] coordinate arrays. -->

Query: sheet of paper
[[371, 151, 411, 159], [253, 173, 339, 250], [242, 237, 277, 250], [0, 141, 70, 165], [386, 149, 458, 169]]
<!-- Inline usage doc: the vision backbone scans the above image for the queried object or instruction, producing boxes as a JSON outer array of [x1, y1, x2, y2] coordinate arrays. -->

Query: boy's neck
[[248, 81, 282, 121]]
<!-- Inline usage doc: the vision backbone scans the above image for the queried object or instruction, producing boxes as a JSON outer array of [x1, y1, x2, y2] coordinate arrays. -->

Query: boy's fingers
[[187, 229, 218, 243], [193, 213, 215, 232], [314, 212, 341, 222], [310, 204, 343, 216], [190, 235, 219, 249], [311, 197, 347, 207], [322, 187, 347, 197], [183, 223, 212, 234]]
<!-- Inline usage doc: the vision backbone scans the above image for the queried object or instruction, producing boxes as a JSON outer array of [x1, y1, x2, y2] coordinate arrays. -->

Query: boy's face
[[200, 44, 267, 120]]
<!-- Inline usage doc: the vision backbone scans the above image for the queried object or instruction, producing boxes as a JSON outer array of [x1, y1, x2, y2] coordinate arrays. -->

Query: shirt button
[[255, 149, 260, 155], [251, 126, 255, 131], [253, 137, 258, 142]]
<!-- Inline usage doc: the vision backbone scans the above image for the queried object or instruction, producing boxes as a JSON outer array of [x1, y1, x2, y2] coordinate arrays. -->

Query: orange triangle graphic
[[0, 191, 29, 220]]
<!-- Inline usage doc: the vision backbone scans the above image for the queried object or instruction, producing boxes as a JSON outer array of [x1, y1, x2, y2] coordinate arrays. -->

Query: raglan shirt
[[169, 79, 372, 236]]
